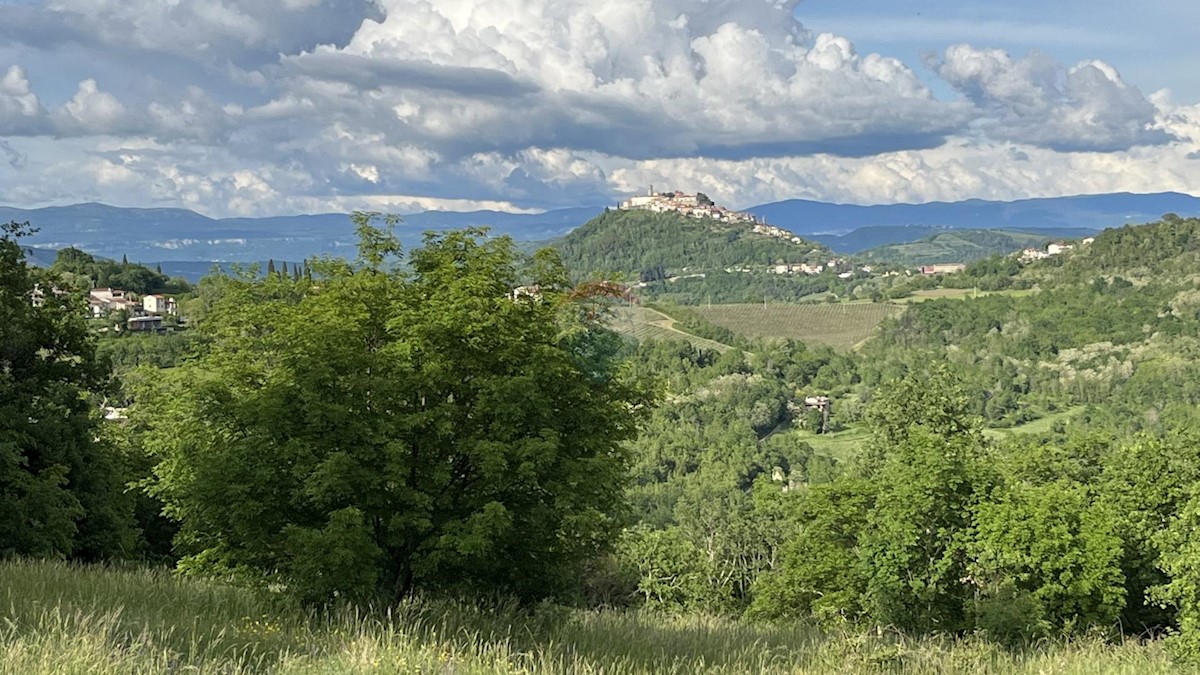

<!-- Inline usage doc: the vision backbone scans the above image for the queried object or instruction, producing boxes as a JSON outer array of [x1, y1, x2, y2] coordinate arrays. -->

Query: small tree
[[137, 215, 648, 604]]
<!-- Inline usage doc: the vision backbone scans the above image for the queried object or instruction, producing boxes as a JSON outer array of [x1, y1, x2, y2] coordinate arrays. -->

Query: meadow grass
[[0, 559, 1183, 674], [789, 426, 873, 464], [892, 288, 1039, 304]]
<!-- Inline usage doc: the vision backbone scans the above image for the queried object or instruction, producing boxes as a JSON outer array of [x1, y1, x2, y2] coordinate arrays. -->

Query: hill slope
[[556, 209, 827, 277], [860, 229, 1064, 265], [811, 225, 1098, 254]]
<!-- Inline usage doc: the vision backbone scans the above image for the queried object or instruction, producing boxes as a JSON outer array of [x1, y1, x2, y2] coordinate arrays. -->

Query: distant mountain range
[[748, 192, 1200, 238], [1, 202, 596, 264], [6, 192, 1199, 272]]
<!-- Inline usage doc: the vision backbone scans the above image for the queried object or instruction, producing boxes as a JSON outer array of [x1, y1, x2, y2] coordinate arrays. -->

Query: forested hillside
[[860, 229, 1059, 265], [556, 209, 828, 277]]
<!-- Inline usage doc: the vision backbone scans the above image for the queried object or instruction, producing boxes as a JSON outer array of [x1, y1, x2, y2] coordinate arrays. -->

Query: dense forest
[[11, 214, 1200, 669]]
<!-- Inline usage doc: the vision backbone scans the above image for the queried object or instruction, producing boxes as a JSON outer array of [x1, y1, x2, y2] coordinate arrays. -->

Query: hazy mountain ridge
[[4, 192, 1198, 266], [748, 192, 1200, 235], [0, 203, 599, 263]]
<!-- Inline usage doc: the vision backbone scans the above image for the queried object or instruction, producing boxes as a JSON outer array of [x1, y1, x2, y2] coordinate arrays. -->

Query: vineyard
[[693, 302, 904, 350], [610, 307, 735, 352]]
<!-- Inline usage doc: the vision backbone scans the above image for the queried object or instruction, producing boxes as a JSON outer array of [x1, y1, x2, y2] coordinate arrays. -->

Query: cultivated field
[[610, 307, 734, 352], [694, 303, 904, 350]]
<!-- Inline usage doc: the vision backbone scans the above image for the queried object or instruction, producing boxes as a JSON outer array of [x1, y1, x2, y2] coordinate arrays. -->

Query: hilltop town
[[619, 188, 818, 247]]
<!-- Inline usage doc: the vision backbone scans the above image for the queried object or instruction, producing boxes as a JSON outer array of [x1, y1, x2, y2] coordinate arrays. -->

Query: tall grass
[[0, 559, 1180, 674]]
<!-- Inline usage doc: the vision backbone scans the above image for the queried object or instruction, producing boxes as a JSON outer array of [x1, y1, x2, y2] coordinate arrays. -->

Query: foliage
[[0, 222, 141, 561], [134, 216, 648, 605], [51, 247, 192, 295], [971, 480, 1126, 637]]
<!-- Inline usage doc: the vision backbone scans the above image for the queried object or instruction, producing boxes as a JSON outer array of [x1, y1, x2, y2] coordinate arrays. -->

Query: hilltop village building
[[619, 188, 762, 226]]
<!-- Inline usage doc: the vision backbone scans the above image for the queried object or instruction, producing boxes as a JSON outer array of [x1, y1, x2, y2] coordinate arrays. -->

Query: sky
[[1, 0, 1198, 217]]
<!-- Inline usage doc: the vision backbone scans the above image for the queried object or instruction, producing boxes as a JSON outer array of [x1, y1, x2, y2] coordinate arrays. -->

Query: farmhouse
[[920, 264, 967, 275], [143, 294, 177, 315], [89, 288, 140, 318]]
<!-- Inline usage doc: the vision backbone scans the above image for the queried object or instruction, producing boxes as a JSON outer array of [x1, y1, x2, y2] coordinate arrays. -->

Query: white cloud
[[610, 140, 1200, 210], [50, 78, 129, 135], [928, 45, 1170, 151], [0, 0, 1198, 216], [0, 65, 45, 134]]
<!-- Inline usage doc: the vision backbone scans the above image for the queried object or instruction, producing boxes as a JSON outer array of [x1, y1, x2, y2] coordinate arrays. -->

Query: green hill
[[1050, 214, 1200, 278], [860, 229, 1057, 265], [555, 209, 829, 278]]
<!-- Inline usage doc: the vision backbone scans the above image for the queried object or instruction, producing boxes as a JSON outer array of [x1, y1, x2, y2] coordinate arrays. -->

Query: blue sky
[[0, 0, 1197, 216], [798, 0, 1200, 100]]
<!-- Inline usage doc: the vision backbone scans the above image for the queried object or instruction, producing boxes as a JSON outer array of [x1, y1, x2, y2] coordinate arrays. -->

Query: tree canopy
[[0, 222, 138, 560], [134, 216, 648, 604]]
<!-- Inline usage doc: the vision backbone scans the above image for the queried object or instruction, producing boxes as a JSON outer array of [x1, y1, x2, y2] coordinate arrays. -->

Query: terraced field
[[694, 302, 904, 350], [610, 307, 735, 352]]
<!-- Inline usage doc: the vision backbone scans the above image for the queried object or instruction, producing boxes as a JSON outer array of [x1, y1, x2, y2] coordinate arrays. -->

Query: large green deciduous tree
[[136, 216, 647, 604], [0, 222, 136, 560]]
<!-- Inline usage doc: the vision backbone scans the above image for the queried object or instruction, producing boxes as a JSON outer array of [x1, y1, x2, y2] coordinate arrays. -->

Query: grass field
[[693, 303, 904, 350], [798, 408, 1084, 459], [610, 307, 735, 353], [0, 559, 1179, 674], [895, 288, 1039, 304], [790, 425, 872, 463], [985, 407, 1086, 439]]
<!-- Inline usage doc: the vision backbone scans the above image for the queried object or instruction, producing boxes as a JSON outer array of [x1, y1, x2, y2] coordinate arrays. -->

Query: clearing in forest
[[694, 303, 903, 350]]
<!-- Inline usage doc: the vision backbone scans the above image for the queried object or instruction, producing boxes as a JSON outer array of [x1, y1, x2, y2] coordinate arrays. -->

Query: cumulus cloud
[[0, 65, 46, 134], [50, 78, 131, 135], [0, 0, 1198, 215], [297, 0, 960, 161], [928, 45, 1172, 151]]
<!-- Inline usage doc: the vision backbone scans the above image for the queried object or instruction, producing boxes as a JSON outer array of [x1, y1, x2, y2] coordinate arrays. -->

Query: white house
[[142, 294, 177, 315]]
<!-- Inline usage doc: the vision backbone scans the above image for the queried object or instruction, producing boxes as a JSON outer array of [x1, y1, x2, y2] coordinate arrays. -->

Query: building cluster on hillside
[[768, 258, 868, 278], [88, 288, 178, 332], [752, 223, 809, 245], [1018, 238, 1095, 263], [619, 188, 761, 225]]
